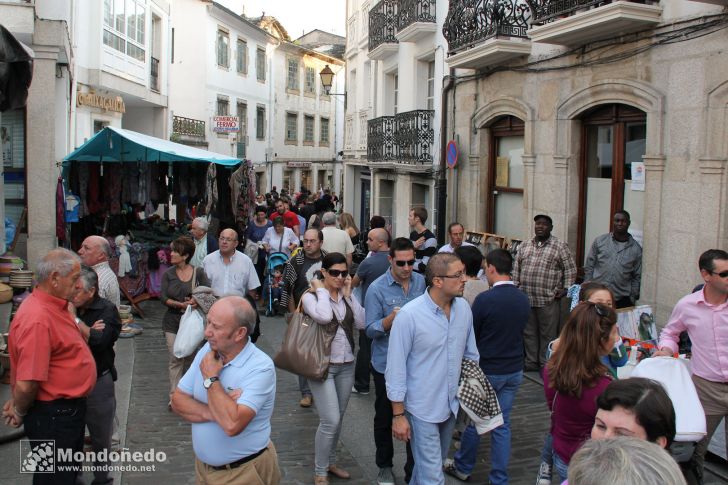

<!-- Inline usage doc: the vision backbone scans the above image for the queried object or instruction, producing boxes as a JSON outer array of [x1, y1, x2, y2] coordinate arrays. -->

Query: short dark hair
[[304, 228, 324, 241], [614, 210, 631, 221], [171, 236, 196, 264], [597, 378, 676, 448], [699, 249, 728, 273], [485, 249, 513, 275], [448, 222, 464, 234], [579, 281, 614, 303], [389, 237, 415, 257], [322, 251, 347, 270], [410, 207, 428, 225], [272, 216, 284, 227], [425, 253, 460, 285], [369, 215, 386, 229], [254, 205, 267, 214], [454, 246, 482, 277]]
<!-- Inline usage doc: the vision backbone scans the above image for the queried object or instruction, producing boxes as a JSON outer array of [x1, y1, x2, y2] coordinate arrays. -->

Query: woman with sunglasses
[[543, 301, 620, 482], [302, 252, 366, 485]]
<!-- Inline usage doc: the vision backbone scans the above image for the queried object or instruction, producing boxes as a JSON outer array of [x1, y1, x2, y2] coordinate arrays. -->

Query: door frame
[[486, 116, 525, 233]]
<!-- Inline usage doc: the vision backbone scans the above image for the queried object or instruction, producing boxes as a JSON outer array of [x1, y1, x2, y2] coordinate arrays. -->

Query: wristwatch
[[203, 376, 220, 389]]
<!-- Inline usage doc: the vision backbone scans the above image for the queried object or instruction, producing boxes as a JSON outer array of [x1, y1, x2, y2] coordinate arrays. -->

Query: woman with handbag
[[543, 301, 619, 482], [302, 252, 365, 485], [160, 236, 210, 409]]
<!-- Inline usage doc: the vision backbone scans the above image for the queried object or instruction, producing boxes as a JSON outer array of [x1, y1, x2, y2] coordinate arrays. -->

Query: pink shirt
[[302, 288, 365, 364], [658, 288, 728, 383]]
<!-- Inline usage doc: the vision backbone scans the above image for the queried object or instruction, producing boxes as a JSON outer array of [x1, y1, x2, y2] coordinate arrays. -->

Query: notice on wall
[[631, 162, 645, 191], [212, 116, 240, 133], [1, 126, 11, 168], [496, 157, 509, 187]]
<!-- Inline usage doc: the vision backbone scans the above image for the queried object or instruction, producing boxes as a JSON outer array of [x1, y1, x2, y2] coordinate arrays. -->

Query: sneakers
[[351, 386, 370, 395], [299, 395, 313, 408], [536, 461, 552, 485], [376, 466, 395, 485], [443, 458, 470, 481]]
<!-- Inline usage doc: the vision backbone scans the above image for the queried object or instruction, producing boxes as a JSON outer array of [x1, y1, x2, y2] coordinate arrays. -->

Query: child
[[270, 266, 283, 306]]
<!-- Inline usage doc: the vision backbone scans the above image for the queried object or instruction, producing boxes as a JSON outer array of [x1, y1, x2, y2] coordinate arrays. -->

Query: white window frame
[[103, 0, 146, 62], [236, 38, 248, 74], [217, 28, 229, 68]]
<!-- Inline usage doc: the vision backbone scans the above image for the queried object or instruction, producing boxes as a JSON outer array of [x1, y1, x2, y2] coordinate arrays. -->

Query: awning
[[0, 24, 34, 112], [63, 126, 240, 166]]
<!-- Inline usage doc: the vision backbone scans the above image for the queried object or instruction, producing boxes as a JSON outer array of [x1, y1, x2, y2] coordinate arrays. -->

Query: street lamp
[[319, 65, 346, 105]]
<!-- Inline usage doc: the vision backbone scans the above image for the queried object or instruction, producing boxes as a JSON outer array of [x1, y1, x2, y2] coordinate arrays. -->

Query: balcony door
[[578, 104, 646, 265], [487, 116, 525, 239]]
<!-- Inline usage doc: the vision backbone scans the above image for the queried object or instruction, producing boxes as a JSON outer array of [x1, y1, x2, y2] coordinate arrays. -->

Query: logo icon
[[20, 440, 55, 473]]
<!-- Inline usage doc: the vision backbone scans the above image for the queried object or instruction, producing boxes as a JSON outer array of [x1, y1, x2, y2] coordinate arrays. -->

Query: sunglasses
[[394, 259, 416, 267], [589, 302, 610, 317], [709, 270, 728, 278], [325, 269, 347, 278]]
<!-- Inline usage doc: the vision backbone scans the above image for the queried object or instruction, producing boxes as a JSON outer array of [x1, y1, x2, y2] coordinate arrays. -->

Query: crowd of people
[[1, 188, 727, 485]]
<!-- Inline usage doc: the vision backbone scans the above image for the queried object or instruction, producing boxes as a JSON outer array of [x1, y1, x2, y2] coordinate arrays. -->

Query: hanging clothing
[[205, 163, 218, 216], [56, 177, 65, 241], [103, 164, 123, 215]]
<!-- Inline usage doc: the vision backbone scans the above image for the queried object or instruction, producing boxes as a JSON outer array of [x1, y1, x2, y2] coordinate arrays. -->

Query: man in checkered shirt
[[513, 214, 576, 370]]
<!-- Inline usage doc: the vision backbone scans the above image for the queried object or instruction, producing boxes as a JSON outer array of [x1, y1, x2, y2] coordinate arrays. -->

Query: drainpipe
[[436, 69, 455, 244]]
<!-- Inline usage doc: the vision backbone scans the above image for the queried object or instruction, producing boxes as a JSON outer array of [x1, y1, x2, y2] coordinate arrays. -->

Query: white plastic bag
[[173, 305, 205, 358]]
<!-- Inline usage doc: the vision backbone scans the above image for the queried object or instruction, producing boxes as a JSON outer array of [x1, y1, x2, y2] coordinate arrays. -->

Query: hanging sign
[[212, 116, 240, 133], [446, 140, 458, 168]]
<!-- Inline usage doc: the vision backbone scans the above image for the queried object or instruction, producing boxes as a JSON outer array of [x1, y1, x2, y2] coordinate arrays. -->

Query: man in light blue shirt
[[386, 253, 479, 485], [172, 296, 280, 483], [365, 237, 425, 485]]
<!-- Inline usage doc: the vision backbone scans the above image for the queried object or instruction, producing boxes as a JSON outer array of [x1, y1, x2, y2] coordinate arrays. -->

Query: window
[[287, 58, 300, 91], [216, 96, 229, 116], [304, 66, 316, 94], [236, 38, 247, 74], [394, 74, 399, 115], [426, 61, 435, 110], [320, 117, 330, 145], [217, 29, 229, 68], [304, 115, 314, 143], [487, 116, 525, 239], [103, 0, 146, 61], [286, 112, 298, 143], [256, 48, 266, 82], [256, 106, 265, 139], [237, 101, 247, 139]]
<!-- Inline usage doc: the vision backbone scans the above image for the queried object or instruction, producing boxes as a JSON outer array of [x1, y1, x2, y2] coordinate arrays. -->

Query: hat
[[534, 214, 553, 225]]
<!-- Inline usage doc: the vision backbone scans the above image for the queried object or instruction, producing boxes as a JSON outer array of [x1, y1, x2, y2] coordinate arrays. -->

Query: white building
[[342, 0, 446, 235]]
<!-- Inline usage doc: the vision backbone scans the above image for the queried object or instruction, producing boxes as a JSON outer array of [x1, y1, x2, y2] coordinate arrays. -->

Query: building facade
[[442, 0, 728, 322]]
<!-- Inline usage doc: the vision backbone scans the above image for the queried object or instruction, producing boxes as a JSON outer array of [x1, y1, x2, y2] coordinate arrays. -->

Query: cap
[[534, 214, 553, 225]]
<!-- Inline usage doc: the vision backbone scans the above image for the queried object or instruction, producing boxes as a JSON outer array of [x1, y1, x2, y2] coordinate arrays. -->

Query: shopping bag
[[173, 305, 205, 358]]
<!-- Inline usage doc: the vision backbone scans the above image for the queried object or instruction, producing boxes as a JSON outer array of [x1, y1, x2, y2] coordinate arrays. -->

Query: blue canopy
[[63, 126, 240, 166]]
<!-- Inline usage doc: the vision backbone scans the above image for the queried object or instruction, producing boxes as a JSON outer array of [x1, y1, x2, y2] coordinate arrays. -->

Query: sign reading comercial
[[212, 116, 239, 133], [286, 161, 311, 168], [77, 91, 126, 113]]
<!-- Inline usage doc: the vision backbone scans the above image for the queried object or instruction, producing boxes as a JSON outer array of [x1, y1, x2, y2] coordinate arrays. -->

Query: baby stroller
[[264, 252, 289, 317]]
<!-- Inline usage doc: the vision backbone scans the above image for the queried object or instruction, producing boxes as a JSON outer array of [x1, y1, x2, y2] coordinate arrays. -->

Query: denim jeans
[[540, 432, 553, 465], [308, 362, 355, 476], [453, 371, 523, 484], [408, 412, 456, 485], [553, 452, 569, 482], [299, 375, 311, 397]]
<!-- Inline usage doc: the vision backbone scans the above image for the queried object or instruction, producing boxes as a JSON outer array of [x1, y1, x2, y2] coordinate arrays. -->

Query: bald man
[[202, 228, 260, 299], [79, 235, 121, 308]]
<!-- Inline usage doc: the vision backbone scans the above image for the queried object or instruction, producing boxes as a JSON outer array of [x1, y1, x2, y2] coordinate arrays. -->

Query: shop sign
[[212, 116, 239, 133], [77, 91, 126, 113], [287, 161, 311, 168]]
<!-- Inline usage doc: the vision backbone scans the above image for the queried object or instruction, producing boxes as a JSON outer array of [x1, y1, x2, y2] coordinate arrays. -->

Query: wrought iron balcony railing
[[530, 0, 654, 25], [172, 115, 206, 138], [367, 116, 397, 162], [150, 56, 160, 92], [398, 0, 436, 31], [369, 0, 399, 51], [396, 110, 434, 164], [443, 0, 531, 56]]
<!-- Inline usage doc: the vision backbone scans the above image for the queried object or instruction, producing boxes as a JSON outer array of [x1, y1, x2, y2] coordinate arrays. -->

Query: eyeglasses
[[325, 269, 347, 278], [394, 259, 416, 267], [435, 272, 466, 280], [303, 239, 320, 244], [218, 236, 236, 243], [709, 270, 728, 278], [588, 302, 610, 317]]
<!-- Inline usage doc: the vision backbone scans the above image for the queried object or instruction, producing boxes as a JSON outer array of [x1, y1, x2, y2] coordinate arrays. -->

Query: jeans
[[373, 369, 414, 480], [354, 331, 372, 392], [308, 362, 355, 476], [553, 452, 569, 482], [540, 433, 553, 465], [453, 371, 523, 484], [299, 375, 311, 397], [84, 373, 116, 485], [408, 412, 456, 485]]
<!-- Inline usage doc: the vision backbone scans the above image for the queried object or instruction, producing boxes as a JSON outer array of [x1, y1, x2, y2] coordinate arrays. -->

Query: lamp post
[[319, 65, 346, 107]]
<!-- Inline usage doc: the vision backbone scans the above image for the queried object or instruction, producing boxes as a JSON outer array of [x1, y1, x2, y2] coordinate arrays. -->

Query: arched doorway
[[486, 115, 525, 239]]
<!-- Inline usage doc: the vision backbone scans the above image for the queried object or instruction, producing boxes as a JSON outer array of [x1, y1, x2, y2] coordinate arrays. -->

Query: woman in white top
[[302, 252, 365, 485], [262, 216, 299, 257]]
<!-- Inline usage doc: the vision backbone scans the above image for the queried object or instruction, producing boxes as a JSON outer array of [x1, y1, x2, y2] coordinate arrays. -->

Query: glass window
[[103, 0, 144, 61], [256, 106, 265, 139], [304, 66, 316, 94], [217, 97, 229, 116], [217, 29, 229, 68], [286, 113, 298, 142], [237, 102, 248, 139], [236, 39, 247, 74], [426, 61, 435, 110], [304, 115, 314, 143], [287, 58, 299, 91], [394, 74, 399, 115], [320, 117, 330, 144], [256, 48, 266, 82]]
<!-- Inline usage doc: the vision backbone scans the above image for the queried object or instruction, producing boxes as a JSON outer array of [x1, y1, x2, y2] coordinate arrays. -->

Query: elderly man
[[172, 296, 281, 484], [203, 228, 260, 299], [583, 210, 642, 308], [78, 235, 121, 308], [321, 211, 354, 268], [2, 249, 96, 485], [70, 266, 122, 485], [189, 216, 219, 268], [387, 253, 479, 484], [438, 222, 474, 253]]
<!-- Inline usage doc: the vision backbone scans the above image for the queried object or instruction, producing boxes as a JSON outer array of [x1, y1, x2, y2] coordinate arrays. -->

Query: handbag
[[243, 239, 259, 264], [273, 292, 336, 380]]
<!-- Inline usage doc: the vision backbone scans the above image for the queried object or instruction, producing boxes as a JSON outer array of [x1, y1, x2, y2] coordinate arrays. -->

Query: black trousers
[[354, 331, 372, 392], [373, 369, 414, 480], [24, 398, 87, 485]]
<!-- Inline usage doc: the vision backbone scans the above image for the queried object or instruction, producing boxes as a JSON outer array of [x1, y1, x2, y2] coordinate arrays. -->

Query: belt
[[32, 397, 86, 411], [207, 447, 267, 471], [99, 369, 111, 377]]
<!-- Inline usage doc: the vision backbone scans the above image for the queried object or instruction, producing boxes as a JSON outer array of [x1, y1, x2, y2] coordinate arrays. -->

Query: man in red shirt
[[270, 197, 300, 237], [2, 248, 96, 485]]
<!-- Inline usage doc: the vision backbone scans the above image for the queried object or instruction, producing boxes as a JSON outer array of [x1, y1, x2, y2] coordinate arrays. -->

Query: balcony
[[443, 0, 532, 70], [368, 0, 399, 60], [150, 56, 160, 92], [396, 0, 437, 43], [172, 115, 207, 146], [368, 110, 435, 165], [528, 0, 662, 46]]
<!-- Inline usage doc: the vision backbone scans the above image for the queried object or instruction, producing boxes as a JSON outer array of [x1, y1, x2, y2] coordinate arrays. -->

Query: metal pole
[[436, 70, 455, 244]]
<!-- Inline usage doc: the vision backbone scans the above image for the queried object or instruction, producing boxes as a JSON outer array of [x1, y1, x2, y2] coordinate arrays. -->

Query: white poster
[[631, 162, 645, 191]]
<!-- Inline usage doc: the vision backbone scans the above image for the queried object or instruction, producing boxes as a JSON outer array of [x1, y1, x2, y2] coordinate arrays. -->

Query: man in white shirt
[[321, 212, 354, 269], [203, 228, 260, 299], [438, 222, 474, 254], [78, 235, 121, 308]]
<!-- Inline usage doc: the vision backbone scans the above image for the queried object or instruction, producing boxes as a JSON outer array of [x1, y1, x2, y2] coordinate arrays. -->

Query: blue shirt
[[355, 251, 391, 303], [385, 290, 480, 423], [365, 269, 426, 373], [178, 341, 276, 466]]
